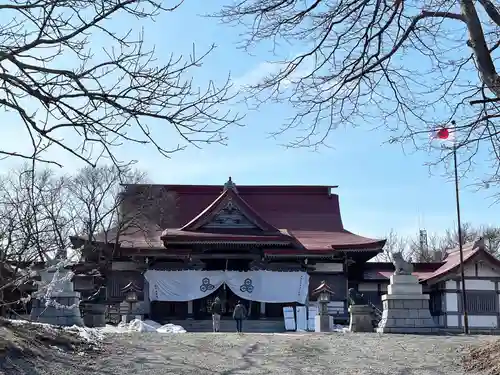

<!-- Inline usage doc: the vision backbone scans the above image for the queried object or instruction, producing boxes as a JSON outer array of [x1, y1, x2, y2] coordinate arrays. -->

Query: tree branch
[[0, 0, 242, 168]]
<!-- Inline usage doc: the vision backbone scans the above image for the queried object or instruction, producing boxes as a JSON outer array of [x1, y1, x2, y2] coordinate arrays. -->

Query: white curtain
[[144, 270, 225, 302], [144, 270, 309, 304], [225, 271, 309, 304]]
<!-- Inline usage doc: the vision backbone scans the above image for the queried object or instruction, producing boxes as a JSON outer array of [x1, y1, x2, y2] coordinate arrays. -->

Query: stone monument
[[376, 252, 438, 334], [348, 288, 374, 333], [30, 258, 83, 327]]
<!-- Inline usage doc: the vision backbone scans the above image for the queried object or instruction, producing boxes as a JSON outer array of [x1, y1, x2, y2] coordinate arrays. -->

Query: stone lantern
[[121, 281, 142, 323], [312, 280, 334, 332]]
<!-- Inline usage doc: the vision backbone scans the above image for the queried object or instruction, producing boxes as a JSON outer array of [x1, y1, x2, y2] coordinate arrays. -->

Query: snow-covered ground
[[6, 318, 186, 346], [7, 317, 347, 349], [296, 324, 348, 333], [332, 324, 349, 332], [100, 319, 186, 334]]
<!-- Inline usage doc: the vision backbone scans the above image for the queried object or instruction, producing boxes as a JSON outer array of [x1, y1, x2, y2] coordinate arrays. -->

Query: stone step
[[168, 319, 286, 333]]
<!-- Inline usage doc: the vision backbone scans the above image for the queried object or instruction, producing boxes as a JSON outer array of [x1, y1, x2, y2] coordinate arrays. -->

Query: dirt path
[[2, 332, 494, 375]]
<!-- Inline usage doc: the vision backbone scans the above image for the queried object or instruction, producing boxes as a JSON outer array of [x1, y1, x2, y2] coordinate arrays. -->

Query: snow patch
[[332, 324, 349, 333], [65, 325, 104, 342], [6, 318, 186, 346], [6, 318, 104, 343], [101, 319, 186, 334]]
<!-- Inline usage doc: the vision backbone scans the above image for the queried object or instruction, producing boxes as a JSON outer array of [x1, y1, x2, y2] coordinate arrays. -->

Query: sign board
[[283, 306, 296, 331], [307, 305, 318, 331], [296, 306, 307, 331]]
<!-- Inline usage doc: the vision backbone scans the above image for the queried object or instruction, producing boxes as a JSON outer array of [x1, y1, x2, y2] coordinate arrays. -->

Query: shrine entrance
[[191, 257, 260, 319], [193, 285, 261, 320]]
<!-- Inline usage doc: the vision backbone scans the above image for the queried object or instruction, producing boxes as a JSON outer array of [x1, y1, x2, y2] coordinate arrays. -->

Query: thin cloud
[[234, 54, 314, 90]]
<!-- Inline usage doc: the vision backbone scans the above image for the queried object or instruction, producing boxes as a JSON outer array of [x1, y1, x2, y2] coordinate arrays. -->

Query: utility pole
[[451, 120, 469, 334]]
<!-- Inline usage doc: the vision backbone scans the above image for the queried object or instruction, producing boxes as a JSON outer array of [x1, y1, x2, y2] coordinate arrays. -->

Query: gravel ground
[[2, 332, 495, 375]]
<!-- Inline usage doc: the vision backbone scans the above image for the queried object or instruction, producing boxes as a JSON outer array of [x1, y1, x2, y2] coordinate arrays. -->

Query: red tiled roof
[[289, 230, 386, 250], [362, 239, 500, 283], [146, 184, 344, 231], [115, 183, 385, 252], [363, 262, 443, 281], [422, 238, 500, 283], [89, 221, 165, 249]]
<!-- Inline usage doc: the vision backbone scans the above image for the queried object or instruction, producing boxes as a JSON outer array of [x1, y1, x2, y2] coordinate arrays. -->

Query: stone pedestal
[[81, 303, 106, 328], [314, 315, 333, 332], [349, 305, 374, 332], [30, 266, 83, 327], [376, 274, 438, 334]]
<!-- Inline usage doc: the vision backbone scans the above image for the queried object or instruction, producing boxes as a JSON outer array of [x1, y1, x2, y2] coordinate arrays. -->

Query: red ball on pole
[[437, 128, 449, 139]]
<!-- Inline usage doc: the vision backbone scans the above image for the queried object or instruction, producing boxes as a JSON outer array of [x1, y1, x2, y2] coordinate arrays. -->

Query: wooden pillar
[[187, 300, 193, 320], [260, 302, 266, 319]]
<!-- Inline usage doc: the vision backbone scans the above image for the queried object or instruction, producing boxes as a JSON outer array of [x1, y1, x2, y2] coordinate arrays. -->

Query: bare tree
[[379, 223, 500, 264], [482, 226, 500, 255], [67, 166, 178, 268], [0, 164, 171, 315], [0, 165, 71, 263], [67, 165, 147, 247], [375, 229, 410, 262], [1, 1, 241, 169], [216, 0, 500, 188], [0, 211, 21, 316], [442, 222, 480, 248], [0, 165, 73, 315], [409, 232, 449, 262], [445, 223, 500, 256]]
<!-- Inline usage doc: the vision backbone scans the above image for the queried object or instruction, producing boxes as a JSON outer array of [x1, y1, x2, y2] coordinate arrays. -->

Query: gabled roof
[[363, 261, 442, 281], [87, 180, 386, 253], [179, 177, 281, 233], [157, 178, 385, 252], [161, 177, 297, 245], [422, 238, 500, 283], [363, 238, 500, 283]]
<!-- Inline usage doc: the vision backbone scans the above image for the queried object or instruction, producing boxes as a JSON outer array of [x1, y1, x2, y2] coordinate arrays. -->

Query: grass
[[463, 339, 500, 375]]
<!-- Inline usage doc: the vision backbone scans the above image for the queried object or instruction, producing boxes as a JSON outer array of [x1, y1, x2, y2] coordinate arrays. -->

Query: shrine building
[[70, 178, 500, 332]]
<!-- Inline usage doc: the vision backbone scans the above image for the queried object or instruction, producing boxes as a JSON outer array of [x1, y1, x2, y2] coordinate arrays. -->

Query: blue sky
[[1, 2, 498, 241]]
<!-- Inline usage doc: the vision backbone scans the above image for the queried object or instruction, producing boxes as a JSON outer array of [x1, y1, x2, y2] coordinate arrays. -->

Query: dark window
[[458, 291, 497, 313], [265, 302, 296, 318], [429, 292, 443, 315], [360, 291, 382, 309], [150, 301, 188, 322]]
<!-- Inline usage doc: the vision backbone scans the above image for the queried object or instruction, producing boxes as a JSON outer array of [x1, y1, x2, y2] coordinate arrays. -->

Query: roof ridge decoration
[[444, 237, 486, 259], [180, 177, 281, 233], [223, 176, 237, 193]]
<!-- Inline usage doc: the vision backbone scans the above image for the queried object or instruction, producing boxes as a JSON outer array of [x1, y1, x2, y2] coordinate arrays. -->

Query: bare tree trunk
[[460, 0, 500, 96]]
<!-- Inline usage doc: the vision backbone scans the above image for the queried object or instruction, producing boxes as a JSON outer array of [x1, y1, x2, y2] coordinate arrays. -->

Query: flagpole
[[451, 120, 469, 335]]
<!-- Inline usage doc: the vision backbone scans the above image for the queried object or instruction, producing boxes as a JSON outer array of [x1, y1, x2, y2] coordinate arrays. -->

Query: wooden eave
[[118, 247, 192, 259], [330, 240, 387, 252], [163, 239, 293, 246]]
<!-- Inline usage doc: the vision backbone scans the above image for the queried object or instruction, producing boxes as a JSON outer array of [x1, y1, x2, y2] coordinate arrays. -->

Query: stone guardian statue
[[391, 251, 413, 275]]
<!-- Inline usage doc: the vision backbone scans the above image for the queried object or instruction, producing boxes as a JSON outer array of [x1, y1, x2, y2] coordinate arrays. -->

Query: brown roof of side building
[[364, 238, 500, 283]]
